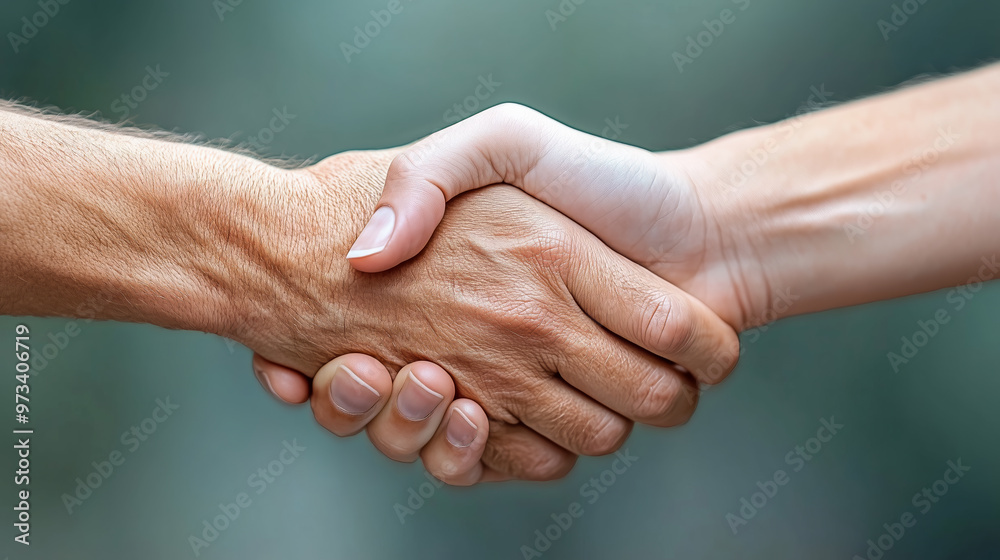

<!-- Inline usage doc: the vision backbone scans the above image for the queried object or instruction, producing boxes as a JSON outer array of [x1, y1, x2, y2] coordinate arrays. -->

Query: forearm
[[0, 104, 297, 336], [692, 64, 1000, 319]]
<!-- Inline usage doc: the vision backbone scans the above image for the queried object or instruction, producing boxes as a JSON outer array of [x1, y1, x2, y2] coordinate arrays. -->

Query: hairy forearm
[[691, 64, 1000, 319], [0, 105, 300, 335]]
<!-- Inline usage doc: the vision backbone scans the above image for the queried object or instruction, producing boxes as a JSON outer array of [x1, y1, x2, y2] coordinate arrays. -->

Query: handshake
[[2, 64, 996, 486], [247, 103, 749, 485]]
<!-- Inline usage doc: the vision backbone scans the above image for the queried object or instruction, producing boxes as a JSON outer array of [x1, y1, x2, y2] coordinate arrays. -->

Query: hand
[[345, 103, 765, 333], [224, 149, 738, 480]]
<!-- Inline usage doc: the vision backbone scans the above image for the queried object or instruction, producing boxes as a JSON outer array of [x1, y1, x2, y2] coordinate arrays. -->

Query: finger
[[310, 354, 394, 437], [347, 103, 605, 272], [555, 326, 701, 428], [480, 421, 578, 482], [252, 353, 311, 405], [514, 380, 633, 457], [419, 399, 490, 486], [563, 230, 740, 385], [366, 362, 455, 463]]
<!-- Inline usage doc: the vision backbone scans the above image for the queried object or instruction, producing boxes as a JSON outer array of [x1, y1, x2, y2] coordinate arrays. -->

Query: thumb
[[346, 103, 592, 272]]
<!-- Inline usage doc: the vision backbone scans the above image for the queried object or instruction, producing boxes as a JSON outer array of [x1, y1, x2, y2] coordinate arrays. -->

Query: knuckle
[[483, 431, 577, 482], [387, 149, 422, 179], [639, 294, 694, 357], [521, 451, 577, 481], [489, 298, 563, 347], [667, 396, 697, 427], [481, 102, 539, 126], [633, 373, 685, 424], [578, 414, 632, 456], [520, 225, 573, 268], [695, 332, 741, 385]]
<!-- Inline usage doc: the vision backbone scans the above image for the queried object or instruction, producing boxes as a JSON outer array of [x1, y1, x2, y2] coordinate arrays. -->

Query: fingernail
[[253, 367, 276, 396], [330, 365, 381, 415], [446, 409, 478, 448], [396, 371, 444, 421], [346, 206, 395, 259]]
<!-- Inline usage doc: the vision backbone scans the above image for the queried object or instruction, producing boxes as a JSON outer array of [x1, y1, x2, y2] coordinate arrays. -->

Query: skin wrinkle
[[490, 107, 545, 187]]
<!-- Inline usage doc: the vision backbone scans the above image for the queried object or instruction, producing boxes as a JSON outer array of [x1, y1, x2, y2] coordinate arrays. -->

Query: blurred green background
[[2, 0, 999, 558]]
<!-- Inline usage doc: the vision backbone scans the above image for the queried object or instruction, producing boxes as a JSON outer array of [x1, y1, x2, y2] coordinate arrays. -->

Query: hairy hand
[[223, 150, 737, 479]]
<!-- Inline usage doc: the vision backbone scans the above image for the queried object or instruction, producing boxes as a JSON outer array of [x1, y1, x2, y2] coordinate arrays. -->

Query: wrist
[[671, 126, 803, 329], [211, 150, 398, 370], [122, 146, 294, 338], [179, 156, 336, 343]]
